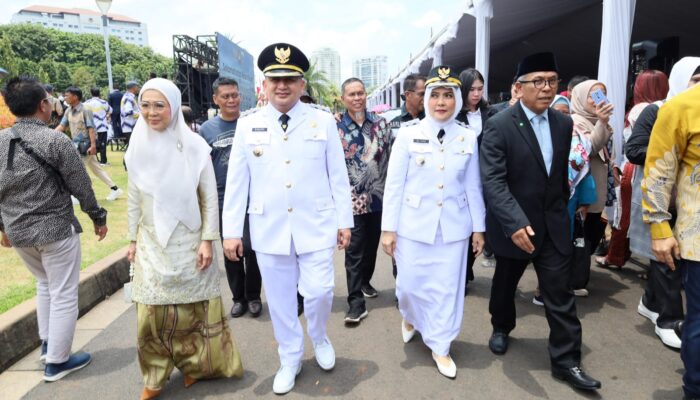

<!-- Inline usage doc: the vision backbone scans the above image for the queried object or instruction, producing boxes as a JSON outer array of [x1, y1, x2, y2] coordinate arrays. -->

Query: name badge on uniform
[[252, 127, 267, 132], [413, 139, 429, 143]]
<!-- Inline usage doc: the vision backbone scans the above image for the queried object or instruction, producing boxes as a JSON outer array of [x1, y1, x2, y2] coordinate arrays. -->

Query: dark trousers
[[489, 236, 582, 369], [682, 260, 700, 399], [220, 213, 261, 303], [344, 211, 382, 310], [643, 259, 684, 328], [584, 212, 607, 256], [96, 131, 108, 164]]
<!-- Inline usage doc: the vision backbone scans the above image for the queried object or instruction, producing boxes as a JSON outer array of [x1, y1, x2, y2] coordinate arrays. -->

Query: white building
[[310, 47, 341, 87], [352, 55, 388, 90], [11, 5, 148, 47]]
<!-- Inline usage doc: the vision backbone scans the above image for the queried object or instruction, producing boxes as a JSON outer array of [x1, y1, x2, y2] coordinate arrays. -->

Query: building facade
[[11, 5, 148, 47], [352, 56, 388, 90], [310, 47, 341, 87]]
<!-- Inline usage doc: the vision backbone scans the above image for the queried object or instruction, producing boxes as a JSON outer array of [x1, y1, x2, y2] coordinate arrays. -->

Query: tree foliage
[[0, 23, 172, 93], [305, 62, 335, 107]]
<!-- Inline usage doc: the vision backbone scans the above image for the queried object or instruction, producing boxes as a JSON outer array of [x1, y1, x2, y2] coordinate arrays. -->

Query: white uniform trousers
[[255, 241, 335, 367], [14, 231, 81, 364], [395, 228, 468, 356]]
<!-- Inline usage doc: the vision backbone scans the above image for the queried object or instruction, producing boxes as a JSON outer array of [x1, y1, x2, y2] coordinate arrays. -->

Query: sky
[[0, 0, 467, 83]]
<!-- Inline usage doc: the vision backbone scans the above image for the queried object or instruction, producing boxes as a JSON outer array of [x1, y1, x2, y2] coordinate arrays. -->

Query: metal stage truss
[[172, 34, 219, 122]]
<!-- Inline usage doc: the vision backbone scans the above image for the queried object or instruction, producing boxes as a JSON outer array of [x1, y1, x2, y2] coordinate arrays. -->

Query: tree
[[0, 24, 172, 91], [304, 62, 332, 106], [0, 36, 18, 82], [71, 66, 95, 94]]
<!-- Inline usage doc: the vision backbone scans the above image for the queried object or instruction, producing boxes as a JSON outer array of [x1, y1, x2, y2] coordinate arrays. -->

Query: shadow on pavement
[[400, 337, 496, 372], [252, 357, 378, 397], [164, 369, 258, 399]]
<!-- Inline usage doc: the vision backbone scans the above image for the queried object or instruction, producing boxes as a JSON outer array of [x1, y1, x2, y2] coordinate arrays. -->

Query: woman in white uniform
[[381, 66, 486, 378]]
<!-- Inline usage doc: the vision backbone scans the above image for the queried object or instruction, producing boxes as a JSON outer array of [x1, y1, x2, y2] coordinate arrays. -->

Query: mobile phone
[[590, 88, 608, 106]]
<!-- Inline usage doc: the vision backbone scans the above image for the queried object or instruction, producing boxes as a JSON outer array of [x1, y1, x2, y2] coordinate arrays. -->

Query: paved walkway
[[3, 252, 685, 399]]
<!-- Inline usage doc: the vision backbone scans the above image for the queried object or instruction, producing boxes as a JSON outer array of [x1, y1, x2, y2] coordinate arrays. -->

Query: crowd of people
[[0, 43, 699, 399]]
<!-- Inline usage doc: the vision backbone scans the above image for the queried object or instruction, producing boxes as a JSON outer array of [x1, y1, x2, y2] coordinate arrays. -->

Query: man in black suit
[[107, 88, 123, 141], [479, 52, 600, 391]]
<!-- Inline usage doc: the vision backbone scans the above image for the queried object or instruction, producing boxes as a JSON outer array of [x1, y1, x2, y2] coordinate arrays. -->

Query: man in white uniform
[[222, 42, 353, 395]]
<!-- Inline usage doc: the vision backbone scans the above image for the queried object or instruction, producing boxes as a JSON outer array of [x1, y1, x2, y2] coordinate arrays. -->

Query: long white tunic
[[128, 162, 222, 305], [383, 119, 486, 355]]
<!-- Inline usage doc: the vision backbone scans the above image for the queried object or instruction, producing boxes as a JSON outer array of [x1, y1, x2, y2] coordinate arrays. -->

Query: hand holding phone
[[590, 88, 608, 106]]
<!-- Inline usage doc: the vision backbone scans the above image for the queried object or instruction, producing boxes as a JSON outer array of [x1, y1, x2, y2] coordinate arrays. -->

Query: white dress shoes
[[638, 296, 659, 324], [432, 352, 457, 379], [401, 319, 415, 343], [655, 326, 682, 349], [273, 364, 302, 395], [313, 338, 336, 371]]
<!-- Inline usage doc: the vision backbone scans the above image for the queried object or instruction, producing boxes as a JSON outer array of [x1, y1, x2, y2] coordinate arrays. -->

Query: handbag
[[74, 135, 90, 156], [569, 212, 591, 290], [123, 263, 134, 303]]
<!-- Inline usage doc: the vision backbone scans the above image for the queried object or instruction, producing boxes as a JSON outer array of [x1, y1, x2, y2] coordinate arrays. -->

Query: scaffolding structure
[[172, 34, 219, 122]]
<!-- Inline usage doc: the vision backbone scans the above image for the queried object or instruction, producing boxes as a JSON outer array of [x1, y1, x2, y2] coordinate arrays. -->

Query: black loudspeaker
[[631, 36, 679, 76]]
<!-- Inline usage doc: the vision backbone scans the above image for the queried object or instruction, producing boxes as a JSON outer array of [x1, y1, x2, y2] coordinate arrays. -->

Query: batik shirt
[[0, 118, 107, 247], [642, 84, 700, 261], [337, 111, 391, 215], [120, 92, 139, 133], [84, 97, 112, 133]]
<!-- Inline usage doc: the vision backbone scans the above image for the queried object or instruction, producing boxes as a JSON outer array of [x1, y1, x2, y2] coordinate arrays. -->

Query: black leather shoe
[[552, 366, 601, 390], [230, 302, 247, 318], [489, 331, 508, 355], [249, 300, 263, 318], [361, 285, 378, 298], [675, 320, 684, 339]]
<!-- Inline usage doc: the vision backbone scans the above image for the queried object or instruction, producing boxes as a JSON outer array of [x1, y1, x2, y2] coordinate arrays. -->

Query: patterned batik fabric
[[337, 111, 392, 215], [136, 297, 243, 390]]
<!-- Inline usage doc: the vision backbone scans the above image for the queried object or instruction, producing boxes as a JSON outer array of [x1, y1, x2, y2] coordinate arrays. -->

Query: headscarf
[[570, 79, 605, 125], [124, 78, 212, 248], [423, 83, 463, 132], [550, 95, 571, 111], [554, 94, 590, 195], [667, 56, 700, 100]]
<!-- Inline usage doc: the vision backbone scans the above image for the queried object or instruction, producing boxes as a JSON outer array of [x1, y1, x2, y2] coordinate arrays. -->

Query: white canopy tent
[[369, 0, 699, 165]]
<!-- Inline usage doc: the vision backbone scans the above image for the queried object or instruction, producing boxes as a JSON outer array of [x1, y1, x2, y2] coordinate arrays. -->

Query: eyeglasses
[[518, 78, 561, 89], [139, 101, 167, 112], [218, 93, 240, 100], [42, 96, 52, 103]]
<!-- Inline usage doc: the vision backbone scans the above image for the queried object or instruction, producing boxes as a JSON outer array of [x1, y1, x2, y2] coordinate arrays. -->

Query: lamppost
[[96, 0, 114, 92]]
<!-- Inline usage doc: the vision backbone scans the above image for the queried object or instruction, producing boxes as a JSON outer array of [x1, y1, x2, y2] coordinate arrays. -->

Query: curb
[[0, 246, 129, 373]]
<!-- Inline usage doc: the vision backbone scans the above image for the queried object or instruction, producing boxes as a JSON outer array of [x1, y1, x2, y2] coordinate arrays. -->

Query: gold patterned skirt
[[136, 297, 243, 390]]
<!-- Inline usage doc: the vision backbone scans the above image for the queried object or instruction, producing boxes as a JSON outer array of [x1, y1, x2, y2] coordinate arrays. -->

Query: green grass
[[0, 149, 130, 314]]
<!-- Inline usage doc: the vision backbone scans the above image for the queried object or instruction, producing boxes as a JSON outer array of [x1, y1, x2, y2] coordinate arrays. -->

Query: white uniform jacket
[[382, 119, 486, 245], [222, 101, 354, 255]]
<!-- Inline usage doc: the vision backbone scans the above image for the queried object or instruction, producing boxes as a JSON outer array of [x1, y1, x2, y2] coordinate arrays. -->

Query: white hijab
[[124, 78, 212, 248], [667, 56, 700, 100], [423, 83, 463, 133]]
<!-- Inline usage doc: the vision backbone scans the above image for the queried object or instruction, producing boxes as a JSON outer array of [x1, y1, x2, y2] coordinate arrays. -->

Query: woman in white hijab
[[381, 66, 486, 378], [125, 78, 242, 399]]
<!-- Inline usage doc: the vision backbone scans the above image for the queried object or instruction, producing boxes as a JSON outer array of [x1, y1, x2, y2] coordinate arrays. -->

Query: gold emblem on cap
[[253, 146, 264, 157], [275, 47, 291, 64], [438, 67, 450, 80]]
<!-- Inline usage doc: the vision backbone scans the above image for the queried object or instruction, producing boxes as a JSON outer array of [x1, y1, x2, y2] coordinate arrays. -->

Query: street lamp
[[96, 0, 114, 92]]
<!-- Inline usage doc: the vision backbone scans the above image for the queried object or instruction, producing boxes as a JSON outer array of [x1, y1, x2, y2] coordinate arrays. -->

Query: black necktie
[[279, 114, 290, 132], [437, 129, 445, 144]]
